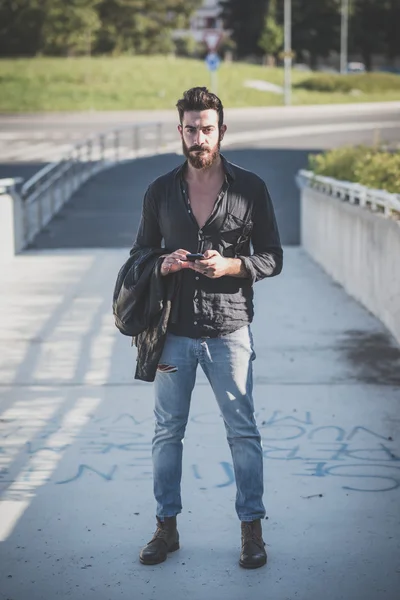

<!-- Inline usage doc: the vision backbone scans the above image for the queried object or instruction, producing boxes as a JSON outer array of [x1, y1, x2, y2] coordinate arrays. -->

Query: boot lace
[[242, 523, 264, 550], [148, 523, 168, 545]]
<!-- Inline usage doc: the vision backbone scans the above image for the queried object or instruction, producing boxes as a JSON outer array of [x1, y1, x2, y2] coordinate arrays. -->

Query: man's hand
[[193, 250, 249, 279], [161, 249, 195, 276], [192, 250, 229, 278]]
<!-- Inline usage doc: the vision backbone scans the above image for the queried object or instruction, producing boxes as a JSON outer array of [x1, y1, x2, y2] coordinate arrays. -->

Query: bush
[[309, 146, 400, 193], [173, 35, 199, 57], [353, 151, 400, 193], [296, 72, 400, 93]]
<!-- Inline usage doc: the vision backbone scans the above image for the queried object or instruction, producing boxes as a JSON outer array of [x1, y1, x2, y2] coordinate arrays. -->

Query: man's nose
[[195, 129, 206, 144]]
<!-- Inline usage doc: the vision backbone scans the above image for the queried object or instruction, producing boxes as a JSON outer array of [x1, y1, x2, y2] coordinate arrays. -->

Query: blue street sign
[[205, 52, 221, 72]]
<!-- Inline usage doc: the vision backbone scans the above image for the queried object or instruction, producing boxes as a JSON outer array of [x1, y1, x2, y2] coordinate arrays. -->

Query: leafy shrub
[[353, 151, 400, 193], [309, 146, 400, 193], [296, 72, 400, 93], [309, 146, 366, 181]]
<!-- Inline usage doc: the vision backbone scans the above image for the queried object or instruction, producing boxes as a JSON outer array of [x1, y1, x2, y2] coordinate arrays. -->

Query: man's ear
[[220, 124, 227, 140], [178, 124, 183, 137]]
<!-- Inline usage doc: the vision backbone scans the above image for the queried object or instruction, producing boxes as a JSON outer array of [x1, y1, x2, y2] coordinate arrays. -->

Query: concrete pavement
[[0, 242, 399, 599], [0, 108, 400, 597]]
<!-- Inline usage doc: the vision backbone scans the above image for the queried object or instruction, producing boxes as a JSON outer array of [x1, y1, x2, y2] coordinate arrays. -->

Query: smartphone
[[186, 253, 205, 262]]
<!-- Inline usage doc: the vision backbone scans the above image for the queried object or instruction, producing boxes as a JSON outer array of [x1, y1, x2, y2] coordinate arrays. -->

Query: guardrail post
[[114, 130, 119, 162], [100, 134, 105, 164], [134, 126, 140, 158], [87, 139, 93, 178], [0, 179, 24, 261], [157, 122, 163, 153]]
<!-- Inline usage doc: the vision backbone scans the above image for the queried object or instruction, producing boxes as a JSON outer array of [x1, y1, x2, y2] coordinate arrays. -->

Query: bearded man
[[135, 87, 283, 569]]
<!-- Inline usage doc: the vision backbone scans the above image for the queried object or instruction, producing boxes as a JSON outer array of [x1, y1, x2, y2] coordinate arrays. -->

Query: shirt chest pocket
[[219, 213, 253, 257]]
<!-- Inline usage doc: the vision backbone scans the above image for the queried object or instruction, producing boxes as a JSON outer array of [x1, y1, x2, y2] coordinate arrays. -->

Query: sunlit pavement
[[0, 243, 399, 600]]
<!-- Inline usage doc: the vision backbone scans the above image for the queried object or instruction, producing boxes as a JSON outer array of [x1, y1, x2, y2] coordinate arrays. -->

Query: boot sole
[[239, 556, 267, 569], [139, 542, 180, 565]]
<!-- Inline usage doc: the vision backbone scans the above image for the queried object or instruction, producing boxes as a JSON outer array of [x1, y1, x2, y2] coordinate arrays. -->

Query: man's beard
[[182, 137, 221, 170]]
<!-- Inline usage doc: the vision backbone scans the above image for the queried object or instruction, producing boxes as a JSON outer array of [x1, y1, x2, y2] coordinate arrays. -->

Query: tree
[[380, 0, 400, 67], [0, 0, 45, 56], [95, 0, 202, 55], [0, 0, 201, 57], [349, 0, 385, 71], [41, 0, 101, 56], [219, 0, 269, 59], [258, 0, 283, 65], [276, 0, 341, 69]]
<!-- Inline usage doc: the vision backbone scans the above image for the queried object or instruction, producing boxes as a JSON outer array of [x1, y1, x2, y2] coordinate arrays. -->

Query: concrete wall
[[301, 187, 400, 345]]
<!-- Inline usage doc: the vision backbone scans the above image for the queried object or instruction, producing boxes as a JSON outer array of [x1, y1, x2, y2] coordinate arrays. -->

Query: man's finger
[[203, 250, 219, 258]]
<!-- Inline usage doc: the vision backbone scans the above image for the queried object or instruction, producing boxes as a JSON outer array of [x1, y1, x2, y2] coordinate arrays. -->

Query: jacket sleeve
[[239, 180, 283, 284], [131, 184, 163, 251]]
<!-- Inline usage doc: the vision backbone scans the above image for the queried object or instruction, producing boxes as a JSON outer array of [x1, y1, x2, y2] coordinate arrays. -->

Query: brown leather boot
[[139, 517, 180, 565], [239, 519, 267, 569]]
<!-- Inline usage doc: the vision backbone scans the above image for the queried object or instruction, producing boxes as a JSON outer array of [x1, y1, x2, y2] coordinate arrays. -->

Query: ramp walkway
[[0, 153, 399, 600]]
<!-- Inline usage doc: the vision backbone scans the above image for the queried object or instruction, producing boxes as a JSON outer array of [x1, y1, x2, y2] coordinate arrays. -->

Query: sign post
[[205, 52, 221, 94], [284, 0, 292, 106], [203, 30, 222, 94]]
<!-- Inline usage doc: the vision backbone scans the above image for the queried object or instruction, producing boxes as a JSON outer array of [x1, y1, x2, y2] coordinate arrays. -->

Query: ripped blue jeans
[[152, 325, 265, 522]]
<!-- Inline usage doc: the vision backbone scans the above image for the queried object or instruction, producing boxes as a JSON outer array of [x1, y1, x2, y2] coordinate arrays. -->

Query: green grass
[[295, 72, 400, 93], [1, 56, 400, 112]]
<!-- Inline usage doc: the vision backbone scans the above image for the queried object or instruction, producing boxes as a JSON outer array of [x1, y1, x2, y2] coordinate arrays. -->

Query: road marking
[[224, 121, 400, 146], [0, 131, 85, 141], [6, 142, 66, 161]]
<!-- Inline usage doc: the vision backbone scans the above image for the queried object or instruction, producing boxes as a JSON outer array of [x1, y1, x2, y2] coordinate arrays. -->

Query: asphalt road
[[0, 101, 399, 182]]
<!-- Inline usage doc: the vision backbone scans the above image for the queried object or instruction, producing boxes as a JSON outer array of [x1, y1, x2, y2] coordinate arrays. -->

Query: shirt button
[[194, 321, 197, 325], [195, 276, 199, 281]]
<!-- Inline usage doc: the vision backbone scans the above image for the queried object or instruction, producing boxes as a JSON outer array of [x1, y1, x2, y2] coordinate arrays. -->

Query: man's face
[[178, 109, 226, 169]]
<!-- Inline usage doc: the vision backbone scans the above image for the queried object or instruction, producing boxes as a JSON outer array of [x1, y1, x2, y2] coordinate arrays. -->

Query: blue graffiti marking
[[293, 461, 400, 492], [308, 427, 346, 442], [264, 411, 313, 426], [25, 442, 70, 454], [346, 427, 390, 441], [113, 414, 154, 426], [83, 442, 151, 455], [263, 445, 303, 460], [192, 464, 202, 480], [261, 425, 306, 441], [56, 464, 117, 484], [216, 462, 235, 488]]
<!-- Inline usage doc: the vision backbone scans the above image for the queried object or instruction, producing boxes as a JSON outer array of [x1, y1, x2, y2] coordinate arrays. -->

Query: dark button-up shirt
[[133, 155, 283, 338]]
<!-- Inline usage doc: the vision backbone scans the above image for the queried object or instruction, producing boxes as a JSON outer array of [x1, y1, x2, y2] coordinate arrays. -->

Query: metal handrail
[[17, 121, 180, 247], [297, 169, 400, 219]]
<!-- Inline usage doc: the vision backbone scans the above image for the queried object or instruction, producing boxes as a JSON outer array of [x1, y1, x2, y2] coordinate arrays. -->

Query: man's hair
[[176, 87, 224, 129]]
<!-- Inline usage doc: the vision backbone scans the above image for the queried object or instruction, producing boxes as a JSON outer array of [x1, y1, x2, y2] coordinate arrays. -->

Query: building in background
[[174, 0, 226, 44]]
